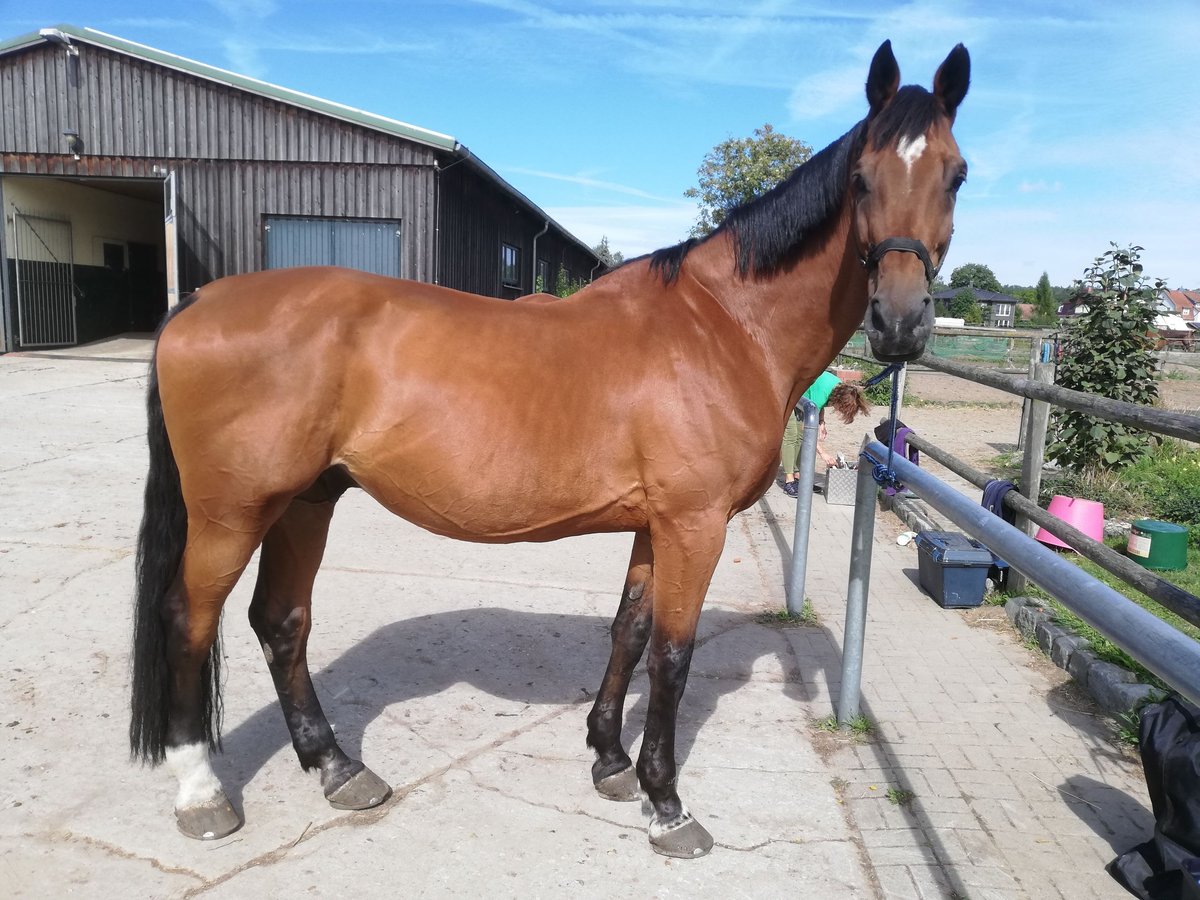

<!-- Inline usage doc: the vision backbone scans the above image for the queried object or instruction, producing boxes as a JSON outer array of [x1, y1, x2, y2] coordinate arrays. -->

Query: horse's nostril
[[922, 294, 932, 306]]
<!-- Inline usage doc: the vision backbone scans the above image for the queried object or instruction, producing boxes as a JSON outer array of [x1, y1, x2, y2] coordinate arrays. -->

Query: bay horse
[[130, 40, 969, 858]]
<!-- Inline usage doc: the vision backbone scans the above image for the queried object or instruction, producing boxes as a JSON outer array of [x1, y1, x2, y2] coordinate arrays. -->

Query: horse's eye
[[950, 171, 967, 193], [852, 172, 869, 194]]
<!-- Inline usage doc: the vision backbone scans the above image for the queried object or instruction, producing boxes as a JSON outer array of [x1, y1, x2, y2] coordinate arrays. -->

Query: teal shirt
[[801, 371, 841, 410]]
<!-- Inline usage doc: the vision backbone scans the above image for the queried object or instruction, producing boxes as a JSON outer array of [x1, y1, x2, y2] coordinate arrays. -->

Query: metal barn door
[[264, 216, 401, 278], [13, 212, 77, 347]]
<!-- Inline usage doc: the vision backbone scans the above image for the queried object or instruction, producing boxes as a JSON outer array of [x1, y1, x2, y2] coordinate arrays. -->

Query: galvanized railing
[[835, 442, 1200, 723]]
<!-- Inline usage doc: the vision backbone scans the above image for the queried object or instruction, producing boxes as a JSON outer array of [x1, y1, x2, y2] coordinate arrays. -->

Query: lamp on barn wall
[[63, 130, 83, 160]]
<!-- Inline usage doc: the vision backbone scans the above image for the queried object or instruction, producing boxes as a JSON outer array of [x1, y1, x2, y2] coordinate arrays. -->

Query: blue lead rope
[[865, 363, 905, 489]]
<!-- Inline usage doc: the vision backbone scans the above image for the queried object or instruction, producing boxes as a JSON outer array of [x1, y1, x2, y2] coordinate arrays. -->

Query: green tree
[[553, 264, 585, 298], [1033, 271, 1057, 325], [592, 236, 624, 269], [949, 262, 1002, 293], [684, 124, 812, 237], [948, 288, 983, 323], [1047, 244, 1162, 473]]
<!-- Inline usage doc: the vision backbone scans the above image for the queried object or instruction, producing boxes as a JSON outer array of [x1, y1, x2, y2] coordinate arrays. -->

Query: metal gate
[[14, 212, 77, 347], [264, 216, 402, 278]]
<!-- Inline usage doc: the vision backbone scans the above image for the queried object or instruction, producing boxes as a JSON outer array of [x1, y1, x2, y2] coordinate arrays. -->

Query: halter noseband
[[861, 237, 939, 284]]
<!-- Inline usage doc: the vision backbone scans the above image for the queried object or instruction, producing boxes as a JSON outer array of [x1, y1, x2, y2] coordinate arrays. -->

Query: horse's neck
[[686, 208, 868, 407]]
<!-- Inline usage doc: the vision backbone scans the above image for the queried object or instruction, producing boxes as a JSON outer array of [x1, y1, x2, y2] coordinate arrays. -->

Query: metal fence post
[[837, 457, 879, 726], [787, 399, 820, 616]]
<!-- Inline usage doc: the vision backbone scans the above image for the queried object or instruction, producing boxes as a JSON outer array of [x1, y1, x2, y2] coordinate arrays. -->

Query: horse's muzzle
[[864, 293, 933, 362]]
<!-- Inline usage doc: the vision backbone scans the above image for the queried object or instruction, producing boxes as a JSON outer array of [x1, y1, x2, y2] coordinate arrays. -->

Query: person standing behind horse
[[780, 372, 871, 495]]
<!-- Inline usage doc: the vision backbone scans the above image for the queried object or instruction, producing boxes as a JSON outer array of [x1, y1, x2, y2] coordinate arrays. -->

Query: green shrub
[[1047, 244, 1162, 473]]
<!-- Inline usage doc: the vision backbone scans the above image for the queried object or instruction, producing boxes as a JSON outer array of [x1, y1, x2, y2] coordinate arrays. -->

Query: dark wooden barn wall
[[172, 160, 434, 289], [437, 163, 598, 299], [0, 43, 436, 165], [0, 40, 596, 299]]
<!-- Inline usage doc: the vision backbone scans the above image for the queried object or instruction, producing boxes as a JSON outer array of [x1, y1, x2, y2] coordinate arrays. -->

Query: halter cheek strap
[[861, 237, 940, 284]]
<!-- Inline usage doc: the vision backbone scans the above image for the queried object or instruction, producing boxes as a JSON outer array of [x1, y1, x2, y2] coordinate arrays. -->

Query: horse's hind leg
[[249, 489, 391, 812], [163, 518, 275, 840], [586, 530, 653, 802]]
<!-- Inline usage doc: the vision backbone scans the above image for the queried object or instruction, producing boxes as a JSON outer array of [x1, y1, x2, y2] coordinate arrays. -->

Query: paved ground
[[0, 340, 1154, 898]]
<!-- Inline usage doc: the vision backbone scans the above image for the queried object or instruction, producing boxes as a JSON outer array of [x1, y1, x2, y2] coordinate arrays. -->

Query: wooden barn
[[0, 24, 603, 351]]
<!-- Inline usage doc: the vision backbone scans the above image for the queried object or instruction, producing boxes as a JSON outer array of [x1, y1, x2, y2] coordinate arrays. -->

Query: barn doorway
[[2, 175, 168, 350]]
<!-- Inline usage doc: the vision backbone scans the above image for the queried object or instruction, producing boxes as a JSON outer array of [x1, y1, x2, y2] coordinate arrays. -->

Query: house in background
[[1157, 289, 1200, 323], [932, 287, 1020, 328], [0, 24, 602, 352]]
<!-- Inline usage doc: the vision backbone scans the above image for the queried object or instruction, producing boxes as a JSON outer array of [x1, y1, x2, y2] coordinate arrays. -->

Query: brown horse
[[130, 40, 969, 857]]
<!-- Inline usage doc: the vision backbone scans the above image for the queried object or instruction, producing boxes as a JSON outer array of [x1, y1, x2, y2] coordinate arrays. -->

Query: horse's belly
[[344, 453, 647, 543]]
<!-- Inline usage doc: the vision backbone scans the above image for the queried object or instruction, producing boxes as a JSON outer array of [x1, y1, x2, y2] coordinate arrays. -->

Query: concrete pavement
[[0, 345, 1154, 898]]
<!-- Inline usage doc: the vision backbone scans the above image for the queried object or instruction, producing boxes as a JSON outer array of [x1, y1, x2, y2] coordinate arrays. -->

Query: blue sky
[[6, 1, 1198, 288]]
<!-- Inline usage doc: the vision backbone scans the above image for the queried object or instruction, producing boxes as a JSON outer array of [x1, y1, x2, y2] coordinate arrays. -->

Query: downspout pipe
[[531, 219, 549, 293]]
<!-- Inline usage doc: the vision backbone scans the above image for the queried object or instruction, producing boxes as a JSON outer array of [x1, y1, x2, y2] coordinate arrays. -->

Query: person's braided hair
[[828, 382, 871, 424]]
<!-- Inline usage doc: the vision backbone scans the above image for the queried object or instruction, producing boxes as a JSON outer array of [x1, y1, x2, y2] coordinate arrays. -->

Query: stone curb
[[883, 493, 1164, 717], [1005, 595, 1163, 716]]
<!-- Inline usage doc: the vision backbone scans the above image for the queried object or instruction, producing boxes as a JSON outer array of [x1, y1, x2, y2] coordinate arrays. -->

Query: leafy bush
[[1047, 244, 1162, 473], [1122, 442, 1200, 547]]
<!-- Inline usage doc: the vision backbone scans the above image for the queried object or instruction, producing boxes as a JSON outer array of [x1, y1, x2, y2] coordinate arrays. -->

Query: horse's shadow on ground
[[214, 606, 825, 802]]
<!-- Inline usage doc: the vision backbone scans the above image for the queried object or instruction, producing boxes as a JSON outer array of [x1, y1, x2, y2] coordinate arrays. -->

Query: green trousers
[[780, 415, 803, 475]]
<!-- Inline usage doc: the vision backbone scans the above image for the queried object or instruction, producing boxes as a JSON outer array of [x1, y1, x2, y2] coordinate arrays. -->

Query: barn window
[[263, 215, 402, 278], [536, 258, 550, 293], [501, 243, 520, 287]]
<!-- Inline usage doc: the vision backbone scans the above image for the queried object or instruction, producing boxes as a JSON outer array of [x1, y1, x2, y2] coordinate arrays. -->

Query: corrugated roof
[[0, 24, 458, 151]]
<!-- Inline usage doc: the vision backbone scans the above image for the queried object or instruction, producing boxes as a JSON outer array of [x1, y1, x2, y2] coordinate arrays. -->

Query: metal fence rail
[[837, 442, 1200, 723]]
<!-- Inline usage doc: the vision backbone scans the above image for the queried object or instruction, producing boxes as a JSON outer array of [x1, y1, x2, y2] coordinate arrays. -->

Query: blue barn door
[[264, 216, 402, 278]]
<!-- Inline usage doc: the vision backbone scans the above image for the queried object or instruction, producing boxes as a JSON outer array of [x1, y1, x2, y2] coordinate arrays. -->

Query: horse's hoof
[[648, 814, 714, 859], [175, 795, 241, 841], [325, 765, 392, 811], [594, 767, 640, 802]]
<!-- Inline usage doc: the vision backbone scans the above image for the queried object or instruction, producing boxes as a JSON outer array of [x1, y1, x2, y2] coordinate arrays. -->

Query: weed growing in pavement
[[886, 787, 915, 806], [815, 713, 874, 738], [755, 603, 819, 627], [1113, 709, 1142, 748]]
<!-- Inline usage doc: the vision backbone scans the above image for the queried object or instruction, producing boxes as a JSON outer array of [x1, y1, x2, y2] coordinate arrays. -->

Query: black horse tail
[[129, 296, 222, 764]]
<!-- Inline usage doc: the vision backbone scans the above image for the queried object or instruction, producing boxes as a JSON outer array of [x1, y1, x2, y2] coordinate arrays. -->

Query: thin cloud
[[1017, 180, 1062, 194], [503, 167, 682, 204], [546, 203, 699, 257]]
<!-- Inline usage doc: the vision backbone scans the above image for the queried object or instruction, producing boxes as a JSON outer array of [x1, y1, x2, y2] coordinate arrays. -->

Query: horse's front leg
[[637, 518, 725, 858], [249, 497, 391, 811], [586, 530, 653, 801]]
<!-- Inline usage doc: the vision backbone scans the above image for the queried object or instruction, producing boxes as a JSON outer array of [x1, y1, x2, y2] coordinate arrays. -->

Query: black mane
[[645, 85, 944, 285]]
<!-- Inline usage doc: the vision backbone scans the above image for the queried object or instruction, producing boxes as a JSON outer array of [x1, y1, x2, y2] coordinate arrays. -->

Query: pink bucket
[[1035, 495, 1105, 550]]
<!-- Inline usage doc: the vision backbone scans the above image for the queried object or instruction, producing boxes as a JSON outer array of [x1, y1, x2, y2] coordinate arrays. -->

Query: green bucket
[[1126, 520, 1189, 571]]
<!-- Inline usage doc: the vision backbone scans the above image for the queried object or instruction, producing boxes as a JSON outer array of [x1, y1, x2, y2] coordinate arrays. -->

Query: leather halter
[[861, 237, 939, 284]]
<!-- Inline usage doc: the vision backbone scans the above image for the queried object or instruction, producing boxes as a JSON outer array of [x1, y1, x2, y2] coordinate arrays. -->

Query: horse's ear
[[866, 40, 900, 116], [933, 44, 970, 120]]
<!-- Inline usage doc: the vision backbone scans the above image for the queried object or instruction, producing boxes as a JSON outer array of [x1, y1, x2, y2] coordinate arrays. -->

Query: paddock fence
[[824, 349, 1200, 722]]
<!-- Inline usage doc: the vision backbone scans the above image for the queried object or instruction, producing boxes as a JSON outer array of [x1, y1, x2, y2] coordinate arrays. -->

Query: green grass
[[1113, 709, 1142, 748], [1023, 542, 1200, 690], [756, 603, 819, 627], [886, 787, 915, 806], [814, 713, 874, 737]]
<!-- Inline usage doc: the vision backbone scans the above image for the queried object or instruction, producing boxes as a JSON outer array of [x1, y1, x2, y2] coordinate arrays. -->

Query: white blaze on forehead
[[896, 134, 927, 175]]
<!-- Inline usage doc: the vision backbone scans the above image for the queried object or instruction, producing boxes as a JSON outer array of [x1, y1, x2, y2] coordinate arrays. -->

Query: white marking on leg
[[649, 802, 693, 839], [166, 742, 223, 810], [896, 133, 927, 177]]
